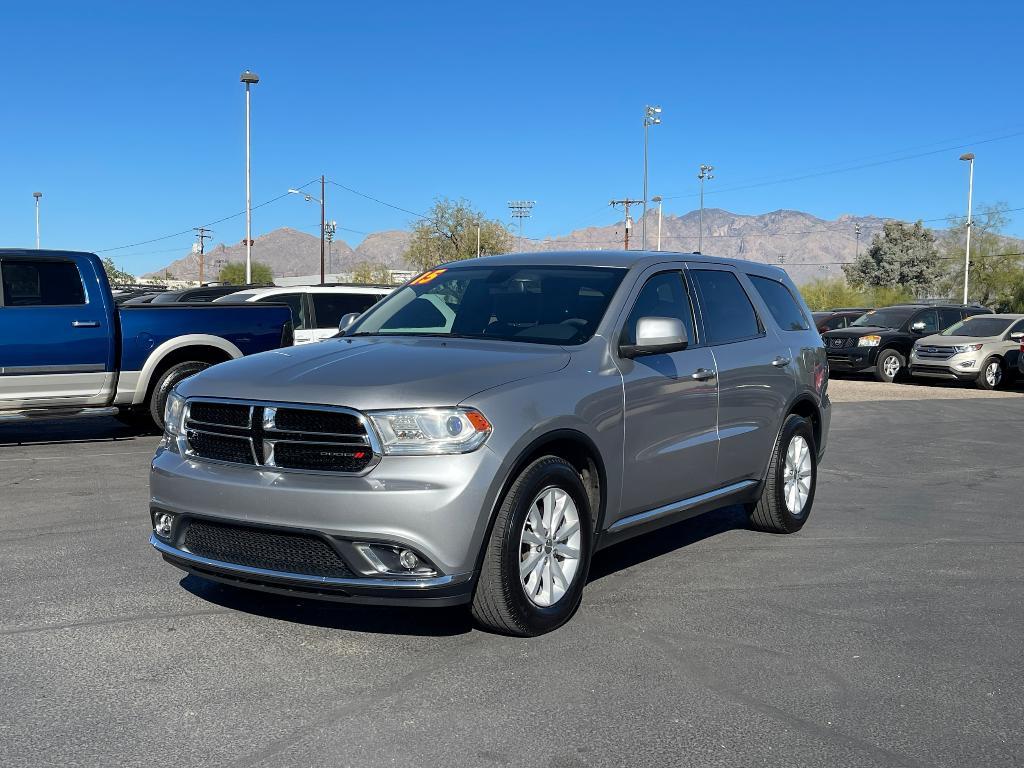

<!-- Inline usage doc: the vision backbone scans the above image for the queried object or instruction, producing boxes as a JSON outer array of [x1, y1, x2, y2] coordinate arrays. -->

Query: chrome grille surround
[[181, 398, 382, 476], [914, 345, 956, 361]]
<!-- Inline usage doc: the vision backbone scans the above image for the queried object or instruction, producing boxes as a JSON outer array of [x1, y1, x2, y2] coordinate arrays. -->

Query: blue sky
[[1, 1, 1021, 274]]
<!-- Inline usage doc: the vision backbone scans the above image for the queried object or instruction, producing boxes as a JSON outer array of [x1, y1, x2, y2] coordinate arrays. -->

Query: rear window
[[311, 293, 383, 329], [691, 269, 762, 344], [1, 260, 86, 306], [749, 275, 809, 331]]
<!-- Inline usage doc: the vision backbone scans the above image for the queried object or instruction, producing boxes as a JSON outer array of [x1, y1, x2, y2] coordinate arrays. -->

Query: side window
[[938, 308, 962, 330], [257, 293, 308, 330], [691, 269, 762, 344], [913, 309, 939, 333], [620, 271, 695, 347], [1007, 319, 1024, 336], [311, 293, 381, 329], [0, 260, 86, 306], [824, 316, 847, 331], [748, 275, 809, 331]]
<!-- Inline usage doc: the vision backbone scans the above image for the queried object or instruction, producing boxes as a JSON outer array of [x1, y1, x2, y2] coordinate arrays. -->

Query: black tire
[[747, 415, 817, 534], [148, 361, 211, 428], [471, 456, 594, 637], [874, 348, 906, 383], [975, 356, 1004, 390]]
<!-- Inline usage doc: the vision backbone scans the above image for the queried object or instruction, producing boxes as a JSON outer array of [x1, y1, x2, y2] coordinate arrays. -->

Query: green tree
[[218, 261, 273, 285], [843, 220, 943, 297], [350, 262, 393, 285], [799, 276, 912, 311], [101, 257, 135, 285], [404, 197, 512, 272], [939, 203, 1024, 311]]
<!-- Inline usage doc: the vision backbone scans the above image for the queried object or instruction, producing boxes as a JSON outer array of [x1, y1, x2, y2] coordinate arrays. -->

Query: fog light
[[399, 549, 419, 570], [154, 512, 174, 539], [958, 360, 976, 369]]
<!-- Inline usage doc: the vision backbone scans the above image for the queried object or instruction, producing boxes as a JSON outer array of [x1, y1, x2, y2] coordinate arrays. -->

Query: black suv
[[822, 304, 992, 382]]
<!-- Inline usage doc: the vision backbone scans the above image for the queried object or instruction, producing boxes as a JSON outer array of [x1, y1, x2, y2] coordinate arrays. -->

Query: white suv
[[215, 285, 392, 344]]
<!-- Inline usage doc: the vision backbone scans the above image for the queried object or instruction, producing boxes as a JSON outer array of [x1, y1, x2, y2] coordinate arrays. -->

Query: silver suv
[[150, 251, 830, 635], [910, 313, 1024, 389]]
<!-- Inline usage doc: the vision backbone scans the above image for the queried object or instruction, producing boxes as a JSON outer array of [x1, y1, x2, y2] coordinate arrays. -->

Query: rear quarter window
[[748, 275, 809, 331]]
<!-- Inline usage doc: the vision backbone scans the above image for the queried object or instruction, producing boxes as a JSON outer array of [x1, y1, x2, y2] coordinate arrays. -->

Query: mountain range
[[143, 208, 933, 285]]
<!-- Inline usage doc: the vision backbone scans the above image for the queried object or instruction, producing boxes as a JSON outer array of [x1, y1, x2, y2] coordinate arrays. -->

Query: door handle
[[691, 368, 716, 381], [71, 320, 100, 328], [771, 356, 791, 367]]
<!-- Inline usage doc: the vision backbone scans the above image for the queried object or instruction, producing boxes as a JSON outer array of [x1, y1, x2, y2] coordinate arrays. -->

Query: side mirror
[[1010, 331, 1024, 342], [338, 312, 360, 334], [910, 321, 927, 333], [620, 316, 688, 358]]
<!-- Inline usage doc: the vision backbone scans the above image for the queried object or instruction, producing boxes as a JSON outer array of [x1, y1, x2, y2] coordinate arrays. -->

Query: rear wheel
[[975, 357, 1004, 390], [148, 361, 212, 428], [874, 349, 905, 383], [472, 456, 593, 636], [747, 415, 816, 534]]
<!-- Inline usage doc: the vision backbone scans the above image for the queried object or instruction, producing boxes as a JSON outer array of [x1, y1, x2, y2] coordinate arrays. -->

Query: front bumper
[[909, 352, 983, 380], [825, 346, 877, 372]]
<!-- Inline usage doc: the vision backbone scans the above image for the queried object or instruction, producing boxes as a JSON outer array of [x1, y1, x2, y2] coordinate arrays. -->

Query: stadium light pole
[[642, 105, 662, 250], [32, 192, 42, 249], [241, 69, 260, 284], [697, 164, 714, 254], [651, 195, 663, 251], [959, 153, 975, 305]]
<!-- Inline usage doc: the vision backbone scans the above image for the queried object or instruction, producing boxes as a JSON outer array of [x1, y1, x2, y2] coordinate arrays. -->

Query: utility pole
[[476, 222, 481, 257], [697, 164, 714, 254], [32, 192, 42, 249], [959, 153, 975, 304], [325, 220, 337, 277], [610, 198, 644, 250], [507, 201, 535, 251], [642, 105, 662, 250], [193, 226, 213, 284], [855, 223, 862, 260]]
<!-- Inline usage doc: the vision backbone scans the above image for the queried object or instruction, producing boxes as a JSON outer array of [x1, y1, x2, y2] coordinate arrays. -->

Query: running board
[[0, 406, 119, 423], [607, 480, 758, 532]]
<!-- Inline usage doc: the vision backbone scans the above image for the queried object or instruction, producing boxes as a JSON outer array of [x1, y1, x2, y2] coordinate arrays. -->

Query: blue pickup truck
[[0, 250, 293, 427]]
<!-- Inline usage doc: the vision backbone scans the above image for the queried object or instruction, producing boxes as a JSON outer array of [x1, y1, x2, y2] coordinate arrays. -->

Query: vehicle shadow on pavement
[[587, 504, 749, 583], [0, 416, 157, 447], [179, 575, 474, 637]]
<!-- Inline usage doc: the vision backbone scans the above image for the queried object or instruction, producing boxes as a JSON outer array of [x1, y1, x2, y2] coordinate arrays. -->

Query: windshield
[[850, 307, 915, 329], [347, 265, 626, 345], [941, 317, 1013, 337]]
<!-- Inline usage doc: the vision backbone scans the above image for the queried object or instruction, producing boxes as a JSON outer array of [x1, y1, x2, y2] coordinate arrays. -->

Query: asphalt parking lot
[[2, 382, 1022, 768]]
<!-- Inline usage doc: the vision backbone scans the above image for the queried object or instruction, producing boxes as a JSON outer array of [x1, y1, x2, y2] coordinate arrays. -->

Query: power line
[[326, 179, 427, 219]]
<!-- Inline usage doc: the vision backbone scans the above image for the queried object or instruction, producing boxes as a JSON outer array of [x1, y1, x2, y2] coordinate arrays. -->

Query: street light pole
[[32, 192, 42, 249], [697, 164, 714, 254], [240, 70, 260, 284], [642, 105, 662, 250], [959, 153, 975, 305], [651, 195, 663, 252], [288, 185, 326, 282]]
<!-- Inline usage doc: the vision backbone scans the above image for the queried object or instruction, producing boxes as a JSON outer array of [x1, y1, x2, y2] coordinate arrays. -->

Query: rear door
[[309, 292, 385, 341], [688, 265, 794, 488], [0, 257, 114, 405], [615, 268, 720, 523], [255, 292, 311, 344], [938, 308, 962, 332]]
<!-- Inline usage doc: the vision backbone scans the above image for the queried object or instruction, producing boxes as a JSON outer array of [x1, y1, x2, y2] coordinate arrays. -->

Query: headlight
[[952, 344, 983, 354], [161, 391, 186, 452], [368, 408, 491, 455], [857, 335, 881, 347]]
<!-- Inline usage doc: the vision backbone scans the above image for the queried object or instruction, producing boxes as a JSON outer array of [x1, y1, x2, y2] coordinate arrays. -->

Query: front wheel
[[874, 349, 905, 383], [747, 415, 817, 534], [472, 456, 593, 636], [975, 357, 1004, 390]]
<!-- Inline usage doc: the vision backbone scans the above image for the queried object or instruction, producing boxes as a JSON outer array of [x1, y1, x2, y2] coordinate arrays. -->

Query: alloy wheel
[[519, 486, 582, 607], [783, 435, 813, 516], [986, 362, 1002, 388], [883, 355, 901, 380]]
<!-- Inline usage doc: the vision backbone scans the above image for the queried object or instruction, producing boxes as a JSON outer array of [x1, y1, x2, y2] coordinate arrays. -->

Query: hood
[[177, 336, 571, 410], [822, 326, 895, 339], [915, 333, 996, 346]]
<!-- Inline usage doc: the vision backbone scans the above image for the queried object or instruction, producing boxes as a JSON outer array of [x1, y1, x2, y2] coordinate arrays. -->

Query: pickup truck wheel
[[874, 349, 905, 383], [975, 357, 1003, 390], [148, 361, 211, 428], [472, 456, 593, 637], [747, 415, 816, 534]]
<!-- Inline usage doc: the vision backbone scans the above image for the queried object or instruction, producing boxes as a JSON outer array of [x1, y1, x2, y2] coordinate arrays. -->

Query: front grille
[[827, 337, 852, 349], [184, 399, 375, 474], [182, 519, 353, 577], [915, 345, 955, 360]]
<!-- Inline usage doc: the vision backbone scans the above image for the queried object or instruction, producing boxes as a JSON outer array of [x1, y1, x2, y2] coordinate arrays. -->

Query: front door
[[0, 257, 113, 406], [614, 268, 720, 524]]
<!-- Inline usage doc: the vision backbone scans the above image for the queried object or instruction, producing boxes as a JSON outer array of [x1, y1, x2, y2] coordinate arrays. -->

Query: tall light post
[[642, 105, 662, 250], [288, 179, 326, 283], [651, 195, 664, 251], [32, 192, 42, 249], [240, 69, 260, 284], [959, 152, 975, 305], [697, 164, 714, 254]]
